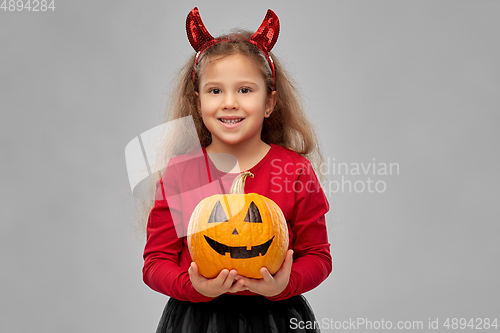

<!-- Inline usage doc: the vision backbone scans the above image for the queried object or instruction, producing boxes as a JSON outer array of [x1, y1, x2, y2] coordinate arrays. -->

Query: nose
[[221, 92, 238, 110]]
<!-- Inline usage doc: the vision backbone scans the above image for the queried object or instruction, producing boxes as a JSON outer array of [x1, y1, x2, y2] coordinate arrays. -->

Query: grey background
[[1, 1, 499, 332]]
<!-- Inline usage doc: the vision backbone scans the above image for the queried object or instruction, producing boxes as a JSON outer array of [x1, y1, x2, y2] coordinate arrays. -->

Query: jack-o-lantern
[[187, 171, 289, 279]]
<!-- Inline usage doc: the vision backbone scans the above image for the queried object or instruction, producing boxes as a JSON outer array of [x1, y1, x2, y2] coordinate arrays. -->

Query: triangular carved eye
[[208, 200, 228, 223], [243, 201, 262, 223]]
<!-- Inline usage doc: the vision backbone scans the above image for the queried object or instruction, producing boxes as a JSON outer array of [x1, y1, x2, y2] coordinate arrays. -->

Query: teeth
[[220, 118, 243, 124]]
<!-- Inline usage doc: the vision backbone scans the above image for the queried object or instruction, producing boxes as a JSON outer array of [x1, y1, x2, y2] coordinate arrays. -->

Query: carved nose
[[232, 228, 239, 235]]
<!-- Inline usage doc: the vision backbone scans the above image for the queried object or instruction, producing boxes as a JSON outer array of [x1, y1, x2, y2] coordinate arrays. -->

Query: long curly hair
[[133, 30, 325, 236]]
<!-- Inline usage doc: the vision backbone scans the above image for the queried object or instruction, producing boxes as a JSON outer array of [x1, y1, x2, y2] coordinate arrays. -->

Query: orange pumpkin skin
[[187, 172, 288, 279]]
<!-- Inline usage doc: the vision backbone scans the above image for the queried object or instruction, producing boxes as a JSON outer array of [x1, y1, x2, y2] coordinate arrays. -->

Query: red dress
[[143, 143, 332, 332]]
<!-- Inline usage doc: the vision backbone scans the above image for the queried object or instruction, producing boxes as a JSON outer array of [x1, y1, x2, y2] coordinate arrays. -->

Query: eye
[[243, 201, 262, 223], [239, 87, 251, 94], [209, 88, 222, 95], [207, 200, 228, 223]]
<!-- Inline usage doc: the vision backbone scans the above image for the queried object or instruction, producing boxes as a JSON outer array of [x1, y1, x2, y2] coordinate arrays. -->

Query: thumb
[[188, 262, 200, 279], [285, 250, 294, 270]]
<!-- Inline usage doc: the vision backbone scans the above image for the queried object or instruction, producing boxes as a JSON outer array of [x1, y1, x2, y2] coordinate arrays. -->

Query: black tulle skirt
[[155, 294, 320, 333]]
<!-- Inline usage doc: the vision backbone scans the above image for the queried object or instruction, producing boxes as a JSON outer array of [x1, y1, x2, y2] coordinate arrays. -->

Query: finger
[[228, 278, 247, 293], [213, 269, 230, 287], [285, 250, 294, 271], [222, 269, 238, 289], [233, 276, 246, 286], [228, 269, 238, 280], [188, 262, 199, 280], [260, 267, 274, 284], [240, 276, 259, 291], [189, 261, 196, 272], [232, 275, 246, 287], [279, 250, 294, 273]]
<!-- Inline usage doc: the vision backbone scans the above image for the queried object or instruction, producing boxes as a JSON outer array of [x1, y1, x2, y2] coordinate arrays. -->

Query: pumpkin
[[187, 171, 289, 279]]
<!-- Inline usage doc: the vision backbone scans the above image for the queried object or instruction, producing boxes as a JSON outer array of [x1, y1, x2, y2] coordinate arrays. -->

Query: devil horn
[[186, 7, 215, 52], [249, 9, 280, 53]]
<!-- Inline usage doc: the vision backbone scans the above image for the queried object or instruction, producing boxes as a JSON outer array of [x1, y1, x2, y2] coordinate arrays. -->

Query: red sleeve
[[142, 161, 213, 303], [266, 160, 332, 301]]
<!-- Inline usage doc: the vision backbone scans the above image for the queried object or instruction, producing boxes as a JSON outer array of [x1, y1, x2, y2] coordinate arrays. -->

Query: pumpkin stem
[[230, 171, 254, 194]]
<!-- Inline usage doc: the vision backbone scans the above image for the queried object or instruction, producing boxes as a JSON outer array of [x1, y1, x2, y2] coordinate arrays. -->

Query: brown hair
[[133, 30, 326, 236]]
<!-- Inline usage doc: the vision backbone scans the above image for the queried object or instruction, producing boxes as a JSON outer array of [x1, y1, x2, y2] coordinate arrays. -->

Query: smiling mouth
[[218, 118, 244, 125], [204, 235, 274, 259]]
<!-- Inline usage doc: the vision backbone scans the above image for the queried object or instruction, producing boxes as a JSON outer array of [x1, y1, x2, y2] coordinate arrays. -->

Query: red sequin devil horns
[[186, 7, 280, 90]]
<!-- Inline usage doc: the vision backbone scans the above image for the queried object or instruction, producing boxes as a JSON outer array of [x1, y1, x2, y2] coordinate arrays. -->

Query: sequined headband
[[186, 7, 280, 90]]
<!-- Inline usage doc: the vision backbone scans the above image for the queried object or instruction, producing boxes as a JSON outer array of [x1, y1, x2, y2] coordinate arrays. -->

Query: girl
[[142, 7, 331, 333]]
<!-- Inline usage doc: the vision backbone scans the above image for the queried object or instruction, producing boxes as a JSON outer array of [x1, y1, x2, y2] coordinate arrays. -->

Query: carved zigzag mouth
[[204, 235, 274, 259]]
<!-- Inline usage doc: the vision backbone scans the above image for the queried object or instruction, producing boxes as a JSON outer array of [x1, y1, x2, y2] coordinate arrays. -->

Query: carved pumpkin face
[[187, 172, 288, 279]]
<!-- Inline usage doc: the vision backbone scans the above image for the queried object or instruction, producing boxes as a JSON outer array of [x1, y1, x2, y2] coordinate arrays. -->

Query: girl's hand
[[188, 262, 247, 298], [236, 250, 294, 297]]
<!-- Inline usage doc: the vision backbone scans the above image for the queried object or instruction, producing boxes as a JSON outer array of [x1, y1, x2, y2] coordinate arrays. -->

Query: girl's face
[[196, 53, 276, 150]]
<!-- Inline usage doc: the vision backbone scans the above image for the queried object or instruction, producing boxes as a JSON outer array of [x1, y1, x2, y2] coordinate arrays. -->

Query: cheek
[[239, 100, 265, 116], [200, 99, 219, 116]]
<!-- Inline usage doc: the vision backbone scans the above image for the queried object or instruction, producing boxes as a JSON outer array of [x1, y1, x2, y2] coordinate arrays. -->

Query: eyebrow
[[202, 81, 258, 89]]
